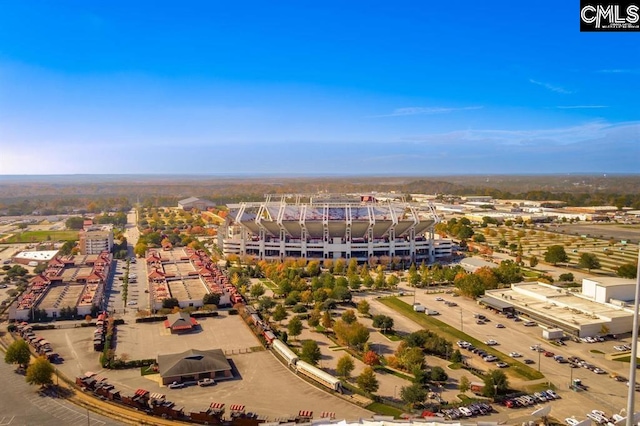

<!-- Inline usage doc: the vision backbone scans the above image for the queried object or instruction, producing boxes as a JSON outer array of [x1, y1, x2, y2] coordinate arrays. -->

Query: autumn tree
[[26, 357, 54, 388], [357, 299, 370, 316], [341, 309, 357, 324], [336, 354, 355, 378], [321, 310, 333, 329], [357, 367, 379, 394], [4, 339, 31, 369], [363, 350, 381, 366]]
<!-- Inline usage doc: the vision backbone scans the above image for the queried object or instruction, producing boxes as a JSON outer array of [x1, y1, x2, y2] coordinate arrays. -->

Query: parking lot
[[405, 288, 637, 420], [27, 308, 372, 420]]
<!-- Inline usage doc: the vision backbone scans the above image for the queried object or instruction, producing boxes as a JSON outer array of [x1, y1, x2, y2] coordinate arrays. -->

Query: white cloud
[[374, 106, 483, 117], [401, 120, 640, 147], [555, 105, 608, 109], [529, 79, 572, 94], [597, 69, 638, 74]]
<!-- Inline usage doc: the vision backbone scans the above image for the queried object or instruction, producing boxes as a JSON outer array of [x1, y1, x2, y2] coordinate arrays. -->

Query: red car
[[544, 351, 555, 357]]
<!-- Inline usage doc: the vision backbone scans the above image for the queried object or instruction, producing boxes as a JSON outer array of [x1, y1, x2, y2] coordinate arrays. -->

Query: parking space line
[[0, 416, 15, 425]]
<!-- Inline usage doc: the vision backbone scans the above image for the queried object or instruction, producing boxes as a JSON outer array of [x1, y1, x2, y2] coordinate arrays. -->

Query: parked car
[[168, 381, 184, 389], [197, 378, 215, 387], [565, 418, 580, 426]]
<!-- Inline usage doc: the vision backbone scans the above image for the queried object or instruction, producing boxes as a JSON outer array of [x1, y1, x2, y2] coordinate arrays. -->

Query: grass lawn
[[379, 297, 544, 382], [365, 402, 404, 418], [4, 230, 78, 243]]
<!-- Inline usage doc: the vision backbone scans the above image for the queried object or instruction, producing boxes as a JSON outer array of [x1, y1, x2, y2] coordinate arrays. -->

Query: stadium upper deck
[[222, 195, 452, 262]]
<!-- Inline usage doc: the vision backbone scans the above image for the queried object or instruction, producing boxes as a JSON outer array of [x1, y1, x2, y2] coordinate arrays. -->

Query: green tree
[[430, 366, 448, 382], [4, 339, 31, 369], [26, 357, 54, 388], [287, 316, 303, 340], [341, 309, 357, 324], [450, 349, 462, 363], [372, 314, 394, 334], [300, 340, 321, 366], [162, 297, 179, 309], [482, 369, 509, 397], [336, 354, 355, 378], [459, 375, 471, 393], [202, 293, 220, 306], [357, 299, 370, 316], [272, 304, 288, 324], [400, 383, 427, 407], [544, 245, 569, 265], [362, 274, 374, 289], [617, 263, 638, 279], [357, 367, 379, 393], [250, 282, 266, 299], [559, 273, 575, 282], [529, 255, 539, 268], [408, 263, 420, 287], [348, 274, 362, 290], [578, 252, 601, 272], [65, 216, 85, 230]]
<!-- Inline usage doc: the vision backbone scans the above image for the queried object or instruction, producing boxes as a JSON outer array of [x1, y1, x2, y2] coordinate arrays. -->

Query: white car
[[565, 418, 580, 426], [509, 352, 522, 358], [435, 297, 444, 301], [127, 301, 137, 306], [458, 407, 473, 417], [545, 389, 559, 399], [485, 339, 498, 346]]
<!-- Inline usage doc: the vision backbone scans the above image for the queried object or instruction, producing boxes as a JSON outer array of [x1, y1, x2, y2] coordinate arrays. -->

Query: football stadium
[[222, 194, 452, 263]]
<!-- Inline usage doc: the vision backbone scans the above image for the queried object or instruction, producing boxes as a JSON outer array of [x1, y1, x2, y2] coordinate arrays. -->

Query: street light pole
[[460, 309, 463, 333], [538, 349, 541, 372], [624, 246, 640, 426]]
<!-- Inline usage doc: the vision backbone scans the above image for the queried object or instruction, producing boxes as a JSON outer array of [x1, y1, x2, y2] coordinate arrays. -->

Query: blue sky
[[0, 1, 638, 175]]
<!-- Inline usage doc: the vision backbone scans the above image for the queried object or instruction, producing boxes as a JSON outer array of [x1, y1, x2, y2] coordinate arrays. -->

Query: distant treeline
[[0, 175, 639, 215]]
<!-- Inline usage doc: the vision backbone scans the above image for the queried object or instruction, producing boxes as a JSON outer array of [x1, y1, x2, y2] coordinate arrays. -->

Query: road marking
[[0, 416, 15, 425]]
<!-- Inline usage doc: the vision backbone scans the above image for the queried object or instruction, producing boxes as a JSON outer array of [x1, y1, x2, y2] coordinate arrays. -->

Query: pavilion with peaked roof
[[163, 312, 198, 334]]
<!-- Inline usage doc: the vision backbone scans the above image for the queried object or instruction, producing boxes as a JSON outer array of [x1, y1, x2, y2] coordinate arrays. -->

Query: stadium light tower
[[625, 245, 640, 426]]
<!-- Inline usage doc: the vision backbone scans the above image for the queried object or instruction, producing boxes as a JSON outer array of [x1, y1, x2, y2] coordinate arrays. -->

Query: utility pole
[[625, 246, 640, 426]]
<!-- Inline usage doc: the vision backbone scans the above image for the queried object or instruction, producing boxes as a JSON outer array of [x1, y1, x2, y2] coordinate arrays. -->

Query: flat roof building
[[484, 280, 635, 337]]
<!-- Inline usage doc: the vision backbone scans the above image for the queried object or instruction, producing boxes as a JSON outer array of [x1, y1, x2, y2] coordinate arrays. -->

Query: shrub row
[[135, 316, 168, 323], [191, 311, 219, 319]]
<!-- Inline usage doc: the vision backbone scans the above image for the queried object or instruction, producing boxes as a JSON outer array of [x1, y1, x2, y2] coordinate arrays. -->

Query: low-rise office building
[[483, 278, 636, 337]]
